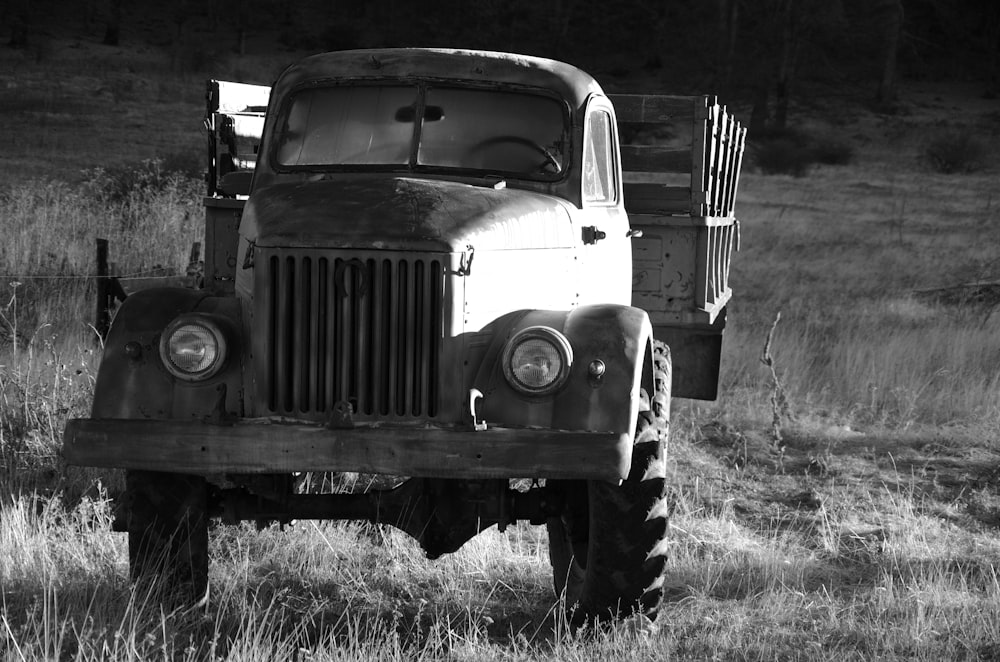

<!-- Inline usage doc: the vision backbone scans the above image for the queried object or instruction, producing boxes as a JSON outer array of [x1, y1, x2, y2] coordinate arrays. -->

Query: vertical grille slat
[[261, 250, 441, 420], [386, 261, 401, 416], [403, 261, 416, 416], [293, 257, 310, 412], [322, 257, 336, 413], [371, 260, 387, 416], [336, 259, 352, 406], [429, 260, 441, 417], [417, 261, 430, 416], [356, 259, 373, 416], [265, 256, 278, 412], [275, 257, 294, 413], [307, 257, 320, 413], [413, 260, 425, 416]]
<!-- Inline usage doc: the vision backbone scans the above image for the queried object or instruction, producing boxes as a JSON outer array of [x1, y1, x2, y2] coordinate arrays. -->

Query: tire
[[547, 346, 671, 624], [125, 470, 209, 601]]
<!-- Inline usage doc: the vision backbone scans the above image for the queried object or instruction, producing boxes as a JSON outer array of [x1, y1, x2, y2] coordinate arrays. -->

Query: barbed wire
[[0, 272, 195, 282]]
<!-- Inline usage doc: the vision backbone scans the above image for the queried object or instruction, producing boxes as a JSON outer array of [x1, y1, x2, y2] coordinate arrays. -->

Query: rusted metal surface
[[256, 249, 445, 420], [203, 197, 243, 294], [471, 305, 651, 437], [630, 214, 737, 326], [91, 289, 243, 421], [240, 176, 578, 252], [654, 314, 726, 401]]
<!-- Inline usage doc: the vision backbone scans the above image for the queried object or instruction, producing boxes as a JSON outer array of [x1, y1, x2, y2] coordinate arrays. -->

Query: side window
[[582, 109, 617, 204]]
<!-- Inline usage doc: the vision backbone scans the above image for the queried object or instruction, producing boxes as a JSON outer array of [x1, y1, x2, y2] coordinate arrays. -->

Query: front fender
[[92, 288, 243, 420], [472, 304, 653, 438]]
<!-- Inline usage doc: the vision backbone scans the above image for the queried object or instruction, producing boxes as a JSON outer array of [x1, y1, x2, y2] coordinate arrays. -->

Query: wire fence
[[1, 239, 202, 340]]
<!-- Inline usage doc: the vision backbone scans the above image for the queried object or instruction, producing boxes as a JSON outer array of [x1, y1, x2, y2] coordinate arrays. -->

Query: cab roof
[[271, 48, 605, 111]]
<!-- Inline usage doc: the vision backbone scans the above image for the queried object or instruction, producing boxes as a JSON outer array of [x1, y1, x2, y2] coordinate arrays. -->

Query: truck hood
[[241, 176, 577, 252]]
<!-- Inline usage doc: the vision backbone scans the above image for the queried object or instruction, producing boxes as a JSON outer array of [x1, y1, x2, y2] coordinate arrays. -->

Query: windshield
[[274, 84, 568, 179]]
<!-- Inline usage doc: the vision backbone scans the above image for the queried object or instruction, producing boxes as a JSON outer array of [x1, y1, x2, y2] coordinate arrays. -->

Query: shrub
[[925, 129, 988, 174], [810, 136, 854, 165], [81, 155, 201, 207], [754, 136, 813, 177], [751, 127, 854, 176]]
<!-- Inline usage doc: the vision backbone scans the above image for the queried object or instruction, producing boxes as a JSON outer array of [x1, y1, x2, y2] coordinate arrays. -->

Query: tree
[[6, 0, 30, 48], [715, 0, 739, 92], [874, 0, 904, 105], [102, 0, 121, 46], [774, 0, 801, 129]]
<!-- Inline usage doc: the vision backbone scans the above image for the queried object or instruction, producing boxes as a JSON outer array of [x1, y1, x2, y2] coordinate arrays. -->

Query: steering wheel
[[467, 135, 562, 174]]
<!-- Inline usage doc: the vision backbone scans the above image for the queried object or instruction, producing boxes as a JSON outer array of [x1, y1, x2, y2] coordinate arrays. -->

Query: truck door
[[575, 98, 633, 307]]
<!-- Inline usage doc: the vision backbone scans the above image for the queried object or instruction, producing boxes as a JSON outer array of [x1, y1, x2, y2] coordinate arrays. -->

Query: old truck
[[64, 48, 744, 623]]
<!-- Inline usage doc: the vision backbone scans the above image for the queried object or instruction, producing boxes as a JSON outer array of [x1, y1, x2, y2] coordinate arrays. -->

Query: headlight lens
[[502, 326, 573, 395], [159, 317, 227, 381]]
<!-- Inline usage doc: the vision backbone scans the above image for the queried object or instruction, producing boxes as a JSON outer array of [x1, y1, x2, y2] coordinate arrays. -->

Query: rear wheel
[[547, 346, 671, 623], [125, 471, 209, 601]]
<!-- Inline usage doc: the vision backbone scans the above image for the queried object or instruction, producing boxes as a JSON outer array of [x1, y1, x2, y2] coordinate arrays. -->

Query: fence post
[[95, 238, 110, 339], [95, 239, 128, 340]]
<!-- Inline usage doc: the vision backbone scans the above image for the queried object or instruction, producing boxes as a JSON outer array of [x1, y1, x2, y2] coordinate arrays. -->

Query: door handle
[[582, 226, 607, 244], [626, 229, 643, 238]]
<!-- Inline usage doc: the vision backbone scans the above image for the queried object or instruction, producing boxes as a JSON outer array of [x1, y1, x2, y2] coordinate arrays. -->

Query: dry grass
[[3, 37, 1000, 661], [714, 161, 1000, 431]]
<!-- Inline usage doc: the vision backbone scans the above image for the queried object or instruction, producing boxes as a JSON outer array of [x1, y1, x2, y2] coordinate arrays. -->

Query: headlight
[[159, 316, 228, 381], [501, 326, 573, 396]]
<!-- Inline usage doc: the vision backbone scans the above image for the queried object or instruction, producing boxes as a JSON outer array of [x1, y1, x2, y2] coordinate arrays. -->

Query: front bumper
[[63, 418, 632, 481]]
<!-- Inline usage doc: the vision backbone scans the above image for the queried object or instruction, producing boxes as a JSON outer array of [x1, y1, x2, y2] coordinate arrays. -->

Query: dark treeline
[[4, 0, 1000, 119]]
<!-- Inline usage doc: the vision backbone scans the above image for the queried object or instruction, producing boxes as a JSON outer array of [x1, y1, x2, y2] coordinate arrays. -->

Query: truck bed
[[611, 94, 745, 399]]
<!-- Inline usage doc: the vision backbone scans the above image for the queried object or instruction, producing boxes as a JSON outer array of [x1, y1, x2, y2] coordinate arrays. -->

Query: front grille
[[258, 250, 443, 419]]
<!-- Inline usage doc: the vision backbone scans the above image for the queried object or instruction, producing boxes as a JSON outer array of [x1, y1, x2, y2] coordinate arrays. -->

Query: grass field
[[2, 39, 1000, 660]]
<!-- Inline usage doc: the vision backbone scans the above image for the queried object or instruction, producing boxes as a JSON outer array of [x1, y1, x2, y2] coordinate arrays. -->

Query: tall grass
[[1, 164, 202, 279], [708, 165, 1000, 431], [6, 461, 1000, 659], [0, 163, 202, 344]]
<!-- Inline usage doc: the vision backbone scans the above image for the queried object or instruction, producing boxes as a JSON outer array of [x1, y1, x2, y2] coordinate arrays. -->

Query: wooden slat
[[709, 227, 720, 305], [703, 104, 719, 216], [690, 97, 710, 217], [63, 419, 629, 481], [694, 227, 709, 311], [627, 213, 736, 228], [719, 118, 732, 216], [727, 126, 747, 217], [723, 223, 735, 291], [620, 144, 693, 174], [609, 94, 699, 124], [715, 226, 725, 301], [713, 109, 731, 217], [722, 113, 739, 216], [623, 183, 691, 215]]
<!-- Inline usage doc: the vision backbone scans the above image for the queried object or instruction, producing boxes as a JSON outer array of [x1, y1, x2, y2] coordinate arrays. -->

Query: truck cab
[[65, 48, 745, 624]]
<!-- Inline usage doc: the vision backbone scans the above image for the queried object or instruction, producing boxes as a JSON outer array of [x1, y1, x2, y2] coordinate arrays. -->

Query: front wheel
[[547, 349, 671, 623], [125, 471, 209, 601]]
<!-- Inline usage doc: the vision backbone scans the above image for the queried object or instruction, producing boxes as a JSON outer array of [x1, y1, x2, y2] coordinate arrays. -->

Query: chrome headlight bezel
[[158, 315, 229, 382], [501, 326, 573, 396]]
